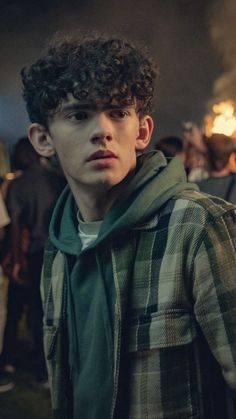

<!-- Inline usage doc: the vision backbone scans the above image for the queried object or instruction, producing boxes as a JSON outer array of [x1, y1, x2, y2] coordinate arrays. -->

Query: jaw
[[65, 167, 136, 222]]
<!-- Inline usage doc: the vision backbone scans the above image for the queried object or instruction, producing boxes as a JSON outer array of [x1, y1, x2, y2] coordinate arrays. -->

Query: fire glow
[[204, 100, 236, 138]]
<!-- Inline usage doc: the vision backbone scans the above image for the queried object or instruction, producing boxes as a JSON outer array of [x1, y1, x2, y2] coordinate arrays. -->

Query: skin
[[29, 94, 153, 221]]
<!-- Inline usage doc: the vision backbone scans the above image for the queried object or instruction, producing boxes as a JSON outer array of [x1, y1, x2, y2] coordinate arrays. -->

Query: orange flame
[[204, 100, 236, 138]]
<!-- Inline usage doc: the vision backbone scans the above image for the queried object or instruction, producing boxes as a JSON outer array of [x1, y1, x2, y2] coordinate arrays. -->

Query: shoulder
[[167, 190, 236, 252], [151, 189, 236, 249], [137, 189, 235, 234], [172, 189, 235, 220], [6, 172, 31, 199]]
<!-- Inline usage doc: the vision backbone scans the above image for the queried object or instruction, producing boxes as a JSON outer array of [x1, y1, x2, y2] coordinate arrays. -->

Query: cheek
[[55, 146, 78, 172], [123, 146, 137, 170], [53, 136, 78, 159]]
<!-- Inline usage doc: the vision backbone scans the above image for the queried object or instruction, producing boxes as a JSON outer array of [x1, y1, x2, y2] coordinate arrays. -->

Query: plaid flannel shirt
[[41, 189, 236, 418]]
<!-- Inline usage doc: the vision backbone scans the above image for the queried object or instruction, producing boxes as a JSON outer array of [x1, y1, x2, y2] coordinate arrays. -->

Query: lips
[[87, 150, 117, 161]]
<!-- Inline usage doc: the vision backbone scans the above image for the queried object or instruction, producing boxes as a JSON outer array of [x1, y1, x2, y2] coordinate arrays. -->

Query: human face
[[44, 95, 152, 196]]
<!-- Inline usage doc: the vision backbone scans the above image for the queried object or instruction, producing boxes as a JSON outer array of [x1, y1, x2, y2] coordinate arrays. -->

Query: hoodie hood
[[49, 151, 198, 254]]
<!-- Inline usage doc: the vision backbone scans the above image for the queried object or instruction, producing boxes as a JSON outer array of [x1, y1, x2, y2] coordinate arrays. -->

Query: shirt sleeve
[[193, 209, 236, 392]]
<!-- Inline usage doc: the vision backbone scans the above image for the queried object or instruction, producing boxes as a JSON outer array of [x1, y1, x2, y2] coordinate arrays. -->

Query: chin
[[92, 175, 123, 189]]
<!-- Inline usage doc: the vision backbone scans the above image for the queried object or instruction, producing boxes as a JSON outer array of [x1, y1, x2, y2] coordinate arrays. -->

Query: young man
[[21, 34, 236, 418]]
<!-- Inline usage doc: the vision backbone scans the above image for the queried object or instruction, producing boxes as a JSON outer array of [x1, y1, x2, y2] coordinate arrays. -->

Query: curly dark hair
[[21, 33, 158, 127]]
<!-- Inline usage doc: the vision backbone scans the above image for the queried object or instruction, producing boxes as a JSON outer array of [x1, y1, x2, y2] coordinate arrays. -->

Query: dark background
[[0, 0, 235, 148]]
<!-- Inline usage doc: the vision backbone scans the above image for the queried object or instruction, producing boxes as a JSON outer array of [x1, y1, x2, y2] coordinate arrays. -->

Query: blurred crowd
[[0, 137, 66, 393], [155, 124, 236, 203]]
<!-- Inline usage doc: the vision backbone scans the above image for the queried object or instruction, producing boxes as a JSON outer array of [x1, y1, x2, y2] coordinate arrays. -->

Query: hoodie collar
[[49, 151, 198, 254]]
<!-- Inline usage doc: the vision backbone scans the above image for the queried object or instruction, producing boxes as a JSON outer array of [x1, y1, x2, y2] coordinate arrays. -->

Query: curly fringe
[[21, 33, 158, 126]]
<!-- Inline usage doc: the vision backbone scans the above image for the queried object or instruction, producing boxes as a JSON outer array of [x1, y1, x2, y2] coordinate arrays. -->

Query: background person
[[0, 138, 65, 388], [197, 133, 236, 204], [0, 191, 14, 393], [182, 122, 209, 181], [154, 135, 186, 162]]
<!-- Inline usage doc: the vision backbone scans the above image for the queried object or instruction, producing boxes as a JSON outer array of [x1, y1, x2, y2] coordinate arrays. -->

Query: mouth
[[87, 150, 117, 161]]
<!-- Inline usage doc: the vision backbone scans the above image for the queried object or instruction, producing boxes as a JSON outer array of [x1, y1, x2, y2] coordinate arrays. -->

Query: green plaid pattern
[[42, 189, 236, 418]]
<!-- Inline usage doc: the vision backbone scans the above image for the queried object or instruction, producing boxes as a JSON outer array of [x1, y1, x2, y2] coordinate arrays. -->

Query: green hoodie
[[48, 151, 198, 419]]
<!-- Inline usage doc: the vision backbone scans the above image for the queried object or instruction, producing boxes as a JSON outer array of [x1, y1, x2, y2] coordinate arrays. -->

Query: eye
[[109, 109, 129, 119], [68, 111, 88, 121]]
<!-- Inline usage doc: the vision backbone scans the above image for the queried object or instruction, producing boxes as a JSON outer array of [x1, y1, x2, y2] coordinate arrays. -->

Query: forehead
[[58, 93, 136, 112]]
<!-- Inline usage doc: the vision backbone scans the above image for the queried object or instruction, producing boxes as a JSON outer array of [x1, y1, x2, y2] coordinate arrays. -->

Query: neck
[[67, 171, 135, 222], [77, 192, 117, 222]]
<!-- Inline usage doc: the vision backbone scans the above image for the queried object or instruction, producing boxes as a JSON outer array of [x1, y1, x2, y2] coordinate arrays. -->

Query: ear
[[28, 123, 56, 157], [135, 115, 154, 151]]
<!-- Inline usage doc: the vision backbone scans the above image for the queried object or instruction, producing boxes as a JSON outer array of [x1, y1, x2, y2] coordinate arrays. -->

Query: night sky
[[0, 0, 233, 148]]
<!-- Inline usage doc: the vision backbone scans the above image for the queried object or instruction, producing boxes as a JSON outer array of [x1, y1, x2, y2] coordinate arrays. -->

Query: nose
[[90, 113, 113, 144]]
